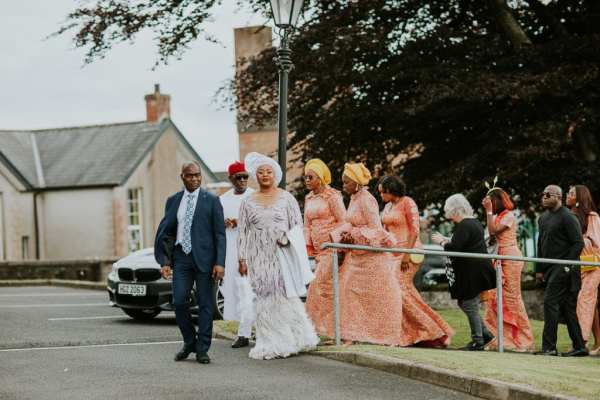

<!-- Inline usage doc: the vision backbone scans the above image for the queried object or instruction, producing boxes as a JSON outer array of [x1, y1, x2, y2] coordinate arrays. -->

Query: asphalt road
[[0, 286, 476, 400]]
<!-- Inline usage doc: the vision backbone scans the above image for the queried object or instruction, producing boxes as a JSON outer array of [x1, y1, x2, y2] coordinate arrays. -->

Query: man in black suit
[[154, 162, 226, 364], [535, 184, 587, 357]]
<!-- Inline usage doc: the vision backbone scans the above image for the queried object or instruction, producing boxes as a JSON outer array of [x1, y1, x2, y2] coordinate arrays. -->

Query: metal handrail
[[320, 242, 598, 351]]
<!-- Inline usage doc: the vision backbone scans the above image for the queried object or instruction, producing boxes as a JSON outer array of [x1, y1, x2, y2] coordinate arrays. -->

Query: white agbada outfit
[[220, 187, 255, 338]]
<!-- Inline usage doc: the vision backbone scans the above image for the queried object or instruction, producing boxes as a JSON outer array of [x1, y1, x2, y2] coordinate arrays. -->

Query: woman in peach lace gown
[[482, 188, 534, 352], [379, 176, 454, 347], [303, 159, 346, 338], [567, 185, 600, 354], [330, 163, 404, 346]]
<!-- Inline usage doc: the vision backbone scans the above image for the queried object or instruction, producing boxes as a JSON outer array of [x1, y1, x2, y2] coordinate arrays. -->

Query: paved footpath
[[0, 286, 476, 400]]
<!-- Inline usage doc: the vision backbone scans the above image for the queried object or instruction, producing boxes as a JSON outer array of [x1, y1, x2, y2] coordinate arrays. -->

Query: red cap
[[228, 161, 246, 176]]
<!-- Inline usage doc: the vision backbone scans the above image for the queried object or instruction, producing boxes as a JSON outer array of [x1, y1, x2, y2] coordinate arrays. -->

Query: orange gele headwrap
[[343, 162, 372, 186]]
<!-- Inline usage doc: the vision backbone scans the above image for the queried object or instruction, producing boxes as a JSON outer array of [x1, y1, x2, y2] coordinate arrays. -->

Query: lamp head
[[269, 0, 304, 28]]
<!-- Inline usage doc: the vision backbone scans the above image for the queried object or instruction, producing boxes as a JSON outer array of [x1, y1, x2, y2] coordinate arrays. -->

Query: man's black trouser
[[542, 265, 585, 351]]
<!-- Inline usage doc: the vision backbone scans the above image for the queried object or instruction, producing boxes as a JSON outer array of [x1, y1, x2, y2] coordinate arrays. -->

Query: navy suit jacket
[[154, 188, 226, 273]]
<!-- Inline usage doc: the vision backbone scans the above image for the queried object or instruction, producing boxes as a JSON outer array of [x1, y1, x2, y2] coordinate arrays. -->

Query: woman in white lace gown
[[237, 152, 319, 360]]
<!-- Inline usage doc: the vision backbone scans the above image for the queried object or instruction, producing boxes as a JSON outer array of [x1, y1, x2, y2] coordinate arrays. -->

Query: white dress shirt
[[176, 188, 200, 246]]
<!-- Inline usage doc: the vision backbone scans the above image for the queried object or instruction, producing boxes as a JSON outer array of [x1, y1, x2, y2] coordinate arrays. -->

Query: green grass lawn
[[435, 308, 576, 351], [215, 309, 600, 399]]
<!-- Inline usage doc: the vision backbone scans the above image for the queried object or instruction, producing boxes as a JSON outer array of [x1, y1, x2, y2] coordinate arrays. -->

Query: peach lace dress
[[304, 186, 346, 337], [382, 197, 454, 347], [330, 188, 404, 345], [576, 212, 600, 343], [484, 211, 534, 352]]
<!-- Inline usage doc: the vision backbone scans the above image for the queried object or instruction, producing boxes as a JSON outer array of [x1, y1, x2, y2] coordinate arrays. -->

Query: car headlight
[[109, 264, 119, 281]]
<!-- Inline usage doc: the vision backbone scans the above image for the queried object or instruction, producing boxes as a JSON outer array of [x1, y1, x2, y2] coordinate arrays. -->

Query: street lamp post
[[269, 0, 304, 189]]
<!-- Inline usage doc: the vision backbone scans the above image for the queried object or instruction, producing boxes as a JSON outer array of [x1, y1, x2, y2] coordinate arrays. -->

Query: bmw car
[[107, 248, 224, 321]]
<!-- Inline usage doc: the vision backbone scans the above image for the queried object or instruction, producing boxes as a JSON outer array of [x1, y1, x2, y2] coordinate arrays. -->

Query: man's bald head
[[542, 184, 563, 210], [180, 161, 202, 192], [181, 161, 201, 174], [544, 185, 562, 197]]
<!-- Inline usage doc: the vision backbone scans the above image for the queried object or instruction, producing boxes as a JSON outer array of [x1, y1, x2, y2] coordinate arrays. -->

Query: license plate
[[118, 284, 146, 296]]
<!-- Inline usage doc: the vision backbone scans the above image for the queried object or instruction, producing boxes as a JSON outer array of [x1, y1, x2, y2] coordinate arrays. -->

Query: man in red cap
[[219, 161, 255, 348]]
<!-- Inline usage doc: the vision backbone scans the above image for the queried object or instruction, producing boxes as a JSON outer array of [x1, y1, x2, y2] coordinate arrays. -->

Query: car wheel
[[122, 307, 161, 321], [213, 279, 224, 320]]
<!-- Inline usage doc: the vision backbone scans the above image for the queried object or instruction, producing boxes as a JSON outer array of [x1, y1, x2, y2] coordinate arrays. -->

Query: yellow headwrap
[[343, 162, 372, 186], [305, 159, 331, 185]]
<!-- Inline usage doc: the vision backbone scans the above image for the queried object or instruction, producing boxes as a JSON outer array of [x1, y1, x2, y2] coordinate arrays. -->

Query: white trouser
[[235, 277, 255, 338]]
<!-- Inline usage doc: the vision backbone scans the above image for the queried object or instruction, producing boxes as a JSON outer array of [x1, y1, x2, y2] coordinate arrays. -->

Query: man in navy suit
[[154, 161, 226, 364]]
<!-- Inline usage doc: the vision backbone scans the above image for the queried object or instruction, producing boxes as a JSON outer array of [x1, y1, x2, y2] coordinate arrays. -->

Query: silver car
[[107, 248, 224, 321]]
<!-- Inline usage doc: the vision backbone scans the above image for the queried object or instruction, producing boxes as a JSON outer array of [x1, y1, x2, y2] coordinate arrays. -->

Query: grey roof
[[0, 119, 216, 190], [0, 131, 38, 187], [214, 171, 230, 182]]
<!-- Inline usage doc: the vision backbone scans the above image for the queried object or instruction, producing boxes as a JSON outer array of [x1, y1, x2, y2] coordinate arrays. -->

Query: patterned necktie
[[181, 193, 196, 254]]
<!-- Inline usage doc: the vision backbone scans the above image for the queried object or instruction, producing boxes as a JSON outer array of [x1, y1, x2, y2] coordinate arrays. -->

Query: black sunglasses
[[234, 174, 249, 181], [541, 192, 559, 199]]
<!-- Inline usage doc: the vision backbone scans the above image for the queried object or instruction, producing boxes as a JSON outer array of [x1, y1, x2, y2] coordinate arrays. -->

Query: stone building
[[0, 85, 221, 261]]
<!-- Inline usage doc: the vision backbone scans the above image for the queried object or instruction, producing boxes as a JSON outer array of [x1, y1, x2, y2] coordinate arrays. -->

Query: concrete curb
[[314, 351, 579, 400], [0, 279, 105, 290], [207, 327, 577, 400]]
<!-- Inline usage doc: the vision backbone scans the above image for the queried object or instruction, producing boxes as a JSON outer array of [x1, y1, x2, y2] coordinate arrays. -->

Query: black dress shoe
[[561, 348, 589, 357], [196, 351, 211, 364], [460, 341, 485, 351], [483, 333, 495, 346], [174, 345, 195, 361], [534, 349, 558, 356], [231, 336, 250, 348]]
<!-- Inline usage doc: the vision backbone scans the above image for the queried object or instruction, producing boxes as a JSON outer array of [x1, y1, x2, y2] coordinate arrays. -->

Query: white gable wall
[[116, 126, 217, 258], [0, 165, 35, 260], [1, 124, 220, 261], [39, 188, 114, 259]]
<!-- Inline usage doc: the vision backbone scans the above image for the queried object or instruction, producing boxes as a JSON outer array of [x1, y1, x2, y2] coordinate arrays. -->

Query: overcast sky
[[0, 1, 264, 172]]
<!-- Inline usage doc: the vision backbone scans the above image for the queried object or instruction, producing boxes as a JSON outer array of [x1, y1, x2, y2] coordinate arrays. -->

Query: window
[[22, 236, 30, 260], [127, 188, 144, 253]]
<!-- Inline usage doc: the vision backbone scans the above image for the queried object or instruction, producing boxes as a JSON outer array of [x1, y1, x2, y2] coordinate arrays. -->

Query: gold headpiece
[[484, 176, 502, 196]]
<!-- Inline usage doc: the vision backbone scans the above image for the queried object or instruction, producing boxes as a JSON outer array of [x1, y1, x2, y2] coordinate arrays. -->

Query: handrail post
[[332, 248, 341, 346], [496, 262, 504, 353]]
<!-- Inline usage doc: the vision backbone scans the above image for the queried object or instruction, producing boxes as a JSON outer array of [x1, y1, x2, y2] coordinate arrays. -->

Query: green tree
[[58, 0, 600, 213]]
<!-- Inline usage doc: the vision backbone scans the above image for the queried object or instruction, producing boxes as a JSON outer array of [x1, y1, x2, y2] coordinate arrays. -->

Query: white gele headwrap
[[244, 152, 283, 185]]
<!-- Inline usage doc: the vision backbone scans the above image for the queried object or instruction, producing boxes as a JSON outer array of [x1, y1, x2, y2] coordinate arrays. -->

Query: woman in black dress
[[432, 193, 496, 351]]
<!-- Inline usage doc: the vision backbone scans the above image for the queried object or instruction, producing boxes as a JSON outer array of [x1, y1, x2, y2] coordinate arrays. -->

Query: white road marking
[[0, 293, 105, 298], [48, 315, 122, 321], [0, 303, 108, 308], [0, 341, 182, 352]]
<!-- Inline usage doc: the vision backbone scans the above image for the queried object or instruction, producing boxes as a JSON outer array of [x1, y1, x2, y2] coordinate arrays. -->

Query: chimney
[[145, 84, 171, 122], [234, 26, 272, 71]]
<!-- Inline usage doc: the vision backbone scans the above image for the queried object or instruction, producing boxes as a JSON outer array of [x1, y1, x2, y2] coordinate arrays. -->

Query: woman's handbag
[[444, 256, 457, 297], [485, 234, 498, 255], [409, 253, 424, 264], [580, 254, 600, 272], [581, 235, 600, 273]]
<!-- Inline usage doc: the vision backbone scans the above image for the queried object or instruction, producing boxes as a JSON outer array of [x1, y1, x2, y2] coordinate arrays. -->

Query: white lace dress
[[238, 191, 319, 360]]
